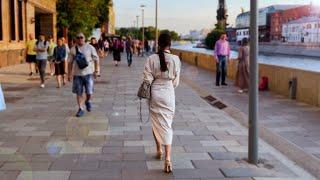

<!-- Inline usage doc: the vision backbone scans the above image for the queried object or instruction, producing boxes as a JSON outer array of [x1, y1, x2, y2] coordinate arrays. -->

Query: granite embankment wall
[[230, 43, 320, 58], [172, 48, 320, 107]]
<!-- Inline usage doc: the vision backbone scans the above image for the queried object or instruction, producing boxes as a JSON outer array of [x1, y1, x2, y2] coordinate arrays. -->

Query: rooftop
[[286, 16, 320, 24]]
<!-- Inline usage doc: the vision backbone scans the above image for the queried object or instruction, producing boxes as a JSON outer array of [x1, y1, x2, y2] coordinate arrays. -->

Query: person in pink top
[[214, 33, 230, 86]]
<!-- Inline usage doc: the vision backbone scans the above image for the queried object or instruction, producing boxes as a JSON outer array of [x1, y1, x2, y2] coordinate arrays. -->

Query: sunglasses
[[77, 36, 84, 39]]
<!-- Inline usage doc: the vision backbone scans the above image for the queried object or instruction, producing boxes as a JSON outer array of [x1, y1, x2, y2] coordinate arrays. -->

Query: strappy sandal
[[164, 160, 173, 173]]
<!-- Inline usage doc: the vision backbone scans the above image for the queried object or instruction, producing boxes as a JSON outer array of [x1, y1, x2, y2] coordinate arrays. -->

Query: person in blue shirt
[[53, 38, 67, 88], [35, 33, 49, 88]]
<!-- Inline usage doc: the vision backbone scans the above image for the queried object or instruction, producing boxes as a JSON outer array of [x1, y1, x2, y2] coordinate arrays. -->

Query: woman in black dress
[[112, 38, 122, 66], [53, 38, 67, 88]]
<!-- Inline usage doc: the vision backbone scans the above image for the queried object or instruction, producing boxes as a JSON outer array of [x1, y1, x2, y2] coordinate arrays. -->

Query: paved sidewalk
[[0, 55, 315, 179], [180, 61, 320, 177]]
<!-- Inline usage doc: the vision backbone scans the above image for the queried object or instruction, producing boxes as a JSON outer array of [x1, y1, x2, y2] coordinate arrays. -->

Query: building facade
[[235, 5, 303, 43], [102, 3, 115, 35], [269, 5, 311, 41], [282, 16, 320, 45], [0, 0, 57, 68]]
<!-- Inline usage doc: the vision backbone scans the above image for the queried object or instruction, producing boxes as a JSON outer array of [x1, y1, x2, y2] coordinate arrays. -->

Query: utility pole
[[136, 15, 139, 29], [248, 0, 259, 165], [155, 0, 159, 53], [141, 5, 146, 57]]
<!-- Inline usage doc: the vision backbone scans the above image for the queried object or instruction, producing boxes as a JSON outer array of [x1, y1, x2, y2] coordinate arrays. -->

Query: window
[[307, 24, 311, 29], [18, 0, 23, 40], [0, 0, 2, 40], [9, 0, 16, 41]]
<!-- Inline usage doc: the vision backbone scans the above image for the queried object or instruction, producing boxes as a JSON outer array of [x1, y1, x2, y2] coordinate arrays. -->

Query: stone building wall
[[0, 0, 57, 68]]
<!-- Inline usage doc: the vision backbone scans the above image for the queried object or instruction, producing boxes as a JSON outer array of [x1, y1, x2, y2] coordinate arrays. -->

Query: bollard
[[289, 77, 297, 100], [194, 56, 198, 67]]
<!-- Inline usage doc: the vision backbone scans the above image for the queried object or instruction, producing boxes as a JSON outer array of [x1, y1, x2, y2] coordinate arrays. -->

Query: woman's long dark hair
[[158, 33, 171, 72]]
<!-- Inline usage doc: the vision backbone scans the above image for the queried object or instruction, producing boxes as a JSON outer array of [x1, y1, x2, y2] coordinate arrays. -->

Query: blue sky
[[114, 0, 316, 35]]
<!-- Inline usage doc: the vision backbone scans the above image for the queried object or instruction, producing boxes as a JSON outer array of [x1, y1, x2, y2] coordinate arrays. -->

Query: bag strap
[[76, 46, 79, 54]]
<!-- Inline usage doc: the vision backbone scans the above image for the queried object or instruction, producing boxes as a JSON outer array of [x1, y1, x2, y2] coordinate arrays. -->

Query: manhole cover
[[203, 95, 217, 102], [5, 97, 24, 103], [4, 86, 32, 92], [212, 101, 227, 109]]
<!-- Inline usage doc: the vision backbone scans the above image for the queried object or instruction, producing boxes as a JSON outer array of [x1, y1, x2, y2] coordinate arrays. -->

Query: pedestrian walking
[[68, 33, 99, 117], [235, 38, 250, 93], [90, 37, 103, 77], [214, 33, 230, 86], [25, 33, 37, 76], [141, 33, 181, 173], [145, 39, 150, 54], [126, 36, 134, 67], [104, 39, 110, 57], [53, 38, 67, 88], [35, 33, 49, 88], [48, 35, 57, 76], [112, 38, 122, 66], [61, 37, 70, 85], [138, 41, 143, 57]]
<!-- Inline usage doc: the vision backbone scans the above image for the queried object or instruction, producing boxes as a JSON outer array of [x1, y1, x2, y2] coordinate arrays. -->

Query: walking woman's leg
[[164, 144, 173, 173], [164, 145, 171, 161], [152, 130, 162, 155]]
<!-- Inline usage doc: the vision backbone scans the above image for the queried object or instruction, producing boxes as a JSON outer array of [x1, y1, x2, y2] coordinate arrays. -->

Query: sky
[[114, 0, 319, 35]]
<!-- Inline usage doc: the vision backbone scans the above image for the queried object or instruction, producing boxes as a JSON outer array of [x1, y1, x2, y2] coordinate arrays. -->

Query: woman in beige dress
[[235, 38, 250, 93], [142, 33, 181, 173]]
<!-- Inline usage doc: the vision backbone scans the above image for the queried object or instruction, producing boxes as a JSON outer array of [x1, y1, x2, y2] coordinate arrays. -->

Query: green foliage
[[160, 29, 180, 41], [57, 0, 112, 39], [205, 26, 225, 50], [96, 0, 112, 28], [115, 27, 180, 41]]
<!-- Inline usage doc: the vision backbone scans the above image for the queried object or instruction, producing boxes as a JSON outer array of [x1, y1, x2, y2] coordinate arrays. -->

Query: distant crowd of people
[[111, 36, 156, 67]]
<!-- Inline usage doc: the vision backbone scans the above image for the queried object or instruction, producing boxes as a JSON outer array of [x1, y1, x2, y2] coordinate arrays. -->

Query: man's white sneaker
[[40, 84, 45, 88]]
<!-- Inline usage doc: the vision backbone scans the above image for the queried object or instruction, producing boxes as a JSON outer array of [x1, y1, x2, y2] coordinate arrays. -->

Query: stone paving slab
[[178, 59, 320, 178], [0, 54, 316, 179]]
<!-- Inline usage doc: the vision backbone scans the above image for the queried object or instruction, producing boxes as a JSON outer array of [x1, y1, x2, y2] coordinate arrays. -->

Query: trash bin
[[289, 77, 297, 100]]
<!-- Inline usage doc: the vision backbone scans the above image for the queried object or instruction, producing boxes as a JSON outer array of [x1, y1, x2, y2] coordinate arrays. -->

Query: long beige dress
[[235, 46, 250, 89], [142, 52, 181, 145]]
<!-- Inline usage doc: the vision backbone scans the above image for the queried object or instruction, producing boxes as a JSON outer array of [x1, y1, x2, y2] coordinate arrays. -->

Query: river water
[[172, 44, 320, 73]]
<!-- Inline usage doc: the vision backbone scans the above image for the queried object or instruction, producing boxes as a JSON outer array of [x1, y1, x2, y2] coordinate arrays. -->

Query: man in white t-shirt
[[68, 33, 100, 117]]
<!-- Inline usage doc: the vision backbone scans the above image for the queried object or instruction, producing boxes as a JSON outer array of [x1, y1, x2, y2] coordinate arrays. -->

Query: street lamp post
[[136, 15, 140, 29], [141, 5, 146, 57], [248, 0, 259, 165], [155, 0, 159, 53]]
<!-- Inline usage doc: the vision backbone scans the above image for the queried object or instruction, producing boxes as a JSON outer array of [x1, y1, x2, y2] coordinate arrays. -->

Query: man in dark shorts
[[68, 33, 100, 117], [25, 34, 37, 76]]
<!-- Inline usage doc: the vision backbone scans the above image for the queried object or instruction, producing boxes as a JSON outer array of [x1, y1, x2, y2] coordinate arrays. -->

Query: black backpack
[[75, 46, 88, 69]]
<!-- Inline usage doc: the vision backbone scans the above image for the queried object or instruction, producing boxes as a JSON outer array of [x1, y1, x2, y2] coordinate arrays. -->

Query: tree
[[96, 0, 112, 28], [160, 29, 180, 41], [57, 0, 112, 39], [205, 24, 225, 49], [115, 27, 180, 41]]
